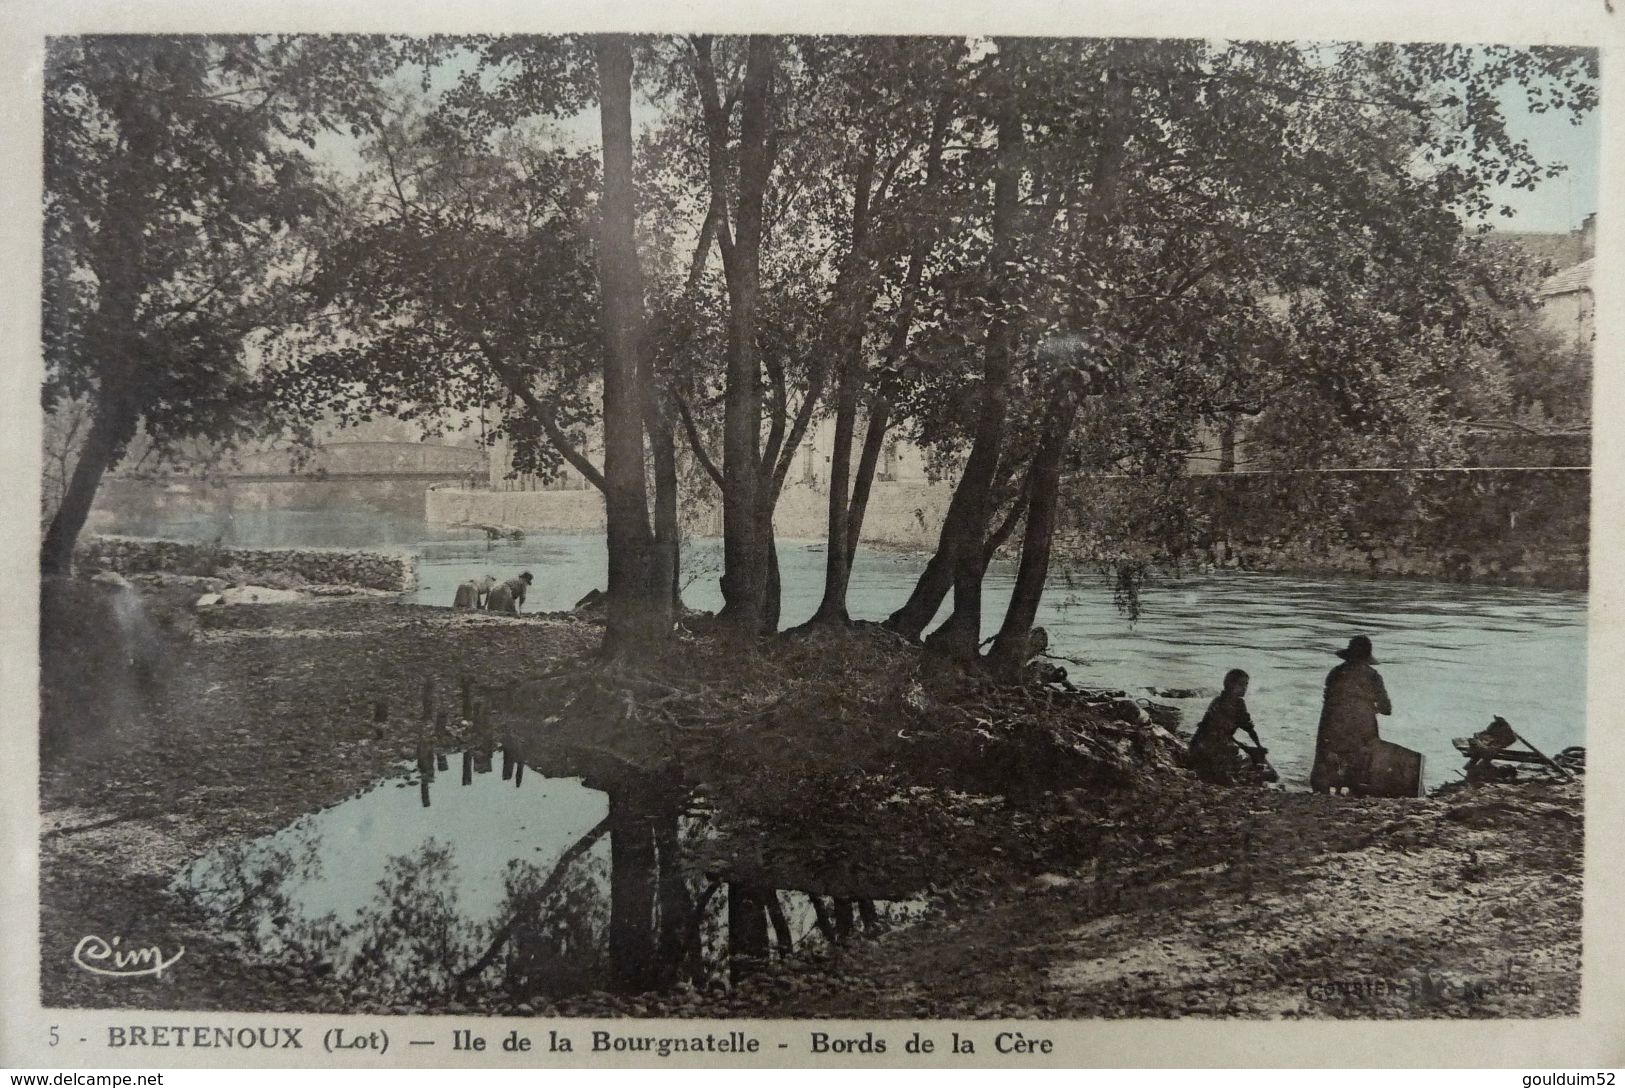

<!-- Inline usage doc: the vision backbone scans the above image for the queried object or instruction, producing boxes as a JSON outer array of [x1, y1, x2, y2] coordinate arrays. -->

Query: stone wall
[[1066, 468, 1590, 590], [375, 468, 1587, 590], [76, 535, 418, 591], [427, 487, 607, 534], [427, 478, 958, 547]]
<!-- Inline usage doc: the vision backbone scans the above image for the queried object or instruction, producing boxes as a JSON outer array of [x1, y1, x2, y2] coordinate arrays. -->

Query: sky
[[320, 42, 1602, 238], [1489, 80, 1600, 232]]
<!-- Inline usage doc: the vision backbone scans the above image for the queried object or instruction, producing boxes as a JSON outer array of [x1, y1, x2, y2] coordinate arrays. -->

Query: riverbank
[[417, 464, 1590, 591], [38, 589, 1582, 1018]]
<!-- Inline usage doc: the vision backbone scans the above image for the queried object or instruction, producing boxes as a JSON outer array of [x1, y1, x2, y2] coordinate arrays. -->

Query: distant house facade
[[1536, 257, 1595, 350]]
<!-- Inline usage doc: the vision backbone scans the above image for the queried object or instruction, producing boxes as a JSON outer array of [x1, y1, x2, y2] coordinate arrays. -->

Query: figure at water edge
[[1189, 668, 1270, 786], [486, 571, 534, 616], [1310, 635, 1392, 794]]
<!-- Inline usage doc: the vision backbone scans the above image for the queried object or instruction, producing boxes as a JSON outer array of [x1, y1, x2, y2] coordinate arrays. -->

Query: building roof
[[1488, 231, 1585, 270], [1538, 257, 1594, 298]]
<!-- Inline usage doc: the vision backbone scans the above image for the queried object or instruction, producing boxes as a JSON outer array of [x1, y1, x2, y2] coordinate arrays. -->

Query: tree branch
[[688, 36, 738, 267], [771, 356, 827, 500], [672, 389, 725, 490], [761, 350, 788, 478], [474, 336, 606, 493], [982, 480, 1033, 563]]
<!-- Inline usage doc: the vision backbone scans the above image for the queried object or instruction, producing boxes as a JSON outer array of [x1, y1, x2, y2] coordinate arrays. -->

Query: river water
[[102, 508, 1588, 791]]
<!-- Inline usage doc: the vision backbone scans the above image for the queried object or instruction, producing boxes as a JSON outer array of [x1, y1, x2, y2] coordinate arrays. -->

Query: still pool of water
[[173, 756, 919, 1002], [108, 510, 1588, 791], [173, 761, 610, 999]]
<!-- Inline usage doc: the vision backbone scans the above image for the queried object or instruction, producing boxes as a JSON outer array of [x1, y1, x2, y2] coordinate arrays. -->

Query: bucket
[[1361, 739, 1426, 798]]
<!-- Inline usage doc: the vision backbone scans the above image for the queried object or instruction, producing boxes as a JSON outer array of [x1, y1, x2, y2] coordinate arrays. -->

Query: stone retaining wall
[[415, 468, 1590, 590], [426, 479, 957, 547], [76, 535, 418, 591], [1065, 468, 1589, 590]]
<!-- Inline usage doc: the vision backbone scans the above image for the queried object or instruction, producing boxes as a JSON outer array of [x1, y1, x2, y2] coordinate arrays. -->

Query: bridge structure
[[226, 440, 488, 482], [97, 441, 491, 522]]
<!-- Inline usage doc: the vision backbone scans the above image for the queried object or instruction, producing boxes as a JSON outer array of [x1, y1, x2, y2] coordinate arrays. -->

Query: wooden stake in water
[[435, 710, 450, 772], [462, 749, 473, 787]]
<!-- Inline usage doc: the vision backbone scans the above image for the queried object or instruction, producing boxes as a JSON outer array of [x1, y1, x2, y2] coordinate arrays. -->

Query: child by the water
[[1189, 668, 1265, 785]]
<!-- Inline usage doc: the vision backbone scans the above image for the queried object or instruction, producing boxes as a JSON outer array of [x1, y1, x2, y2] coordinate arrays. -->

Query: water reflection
[[174, 752, 916, 1006]]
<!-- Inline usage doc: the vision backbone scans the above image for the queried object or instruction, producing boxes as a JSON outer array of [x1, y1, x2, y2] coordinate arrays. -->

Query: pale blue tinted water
[[105, 511, 1588, 791], [173, 757, 920, 999]]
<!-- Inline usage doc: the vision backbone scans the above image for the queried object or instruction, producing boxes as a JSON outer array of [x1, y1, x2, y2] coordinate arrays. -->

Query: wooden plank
[[1510, 728, 1575, 781]]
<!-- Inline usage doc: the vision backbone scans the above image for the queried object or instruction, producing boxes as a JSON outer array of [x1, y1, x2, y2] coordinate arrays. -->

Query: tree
[[594, 34, 674, 651], [40, 35, 390, 575], [641, 36, 980, 633], [875, 39, 1596, 673], [681, 35, 782, 636], [278, 111, 605, 481], [803, 37, 969, 628]]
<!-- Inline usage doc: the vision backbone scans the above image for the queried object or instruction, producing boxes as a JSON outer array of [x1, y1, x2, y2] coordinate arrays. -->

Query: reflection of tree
[[503, 852, 611, 1000], [174, 831, 348, 972], [458, 816, 611, 994], [348, 840, 484, 1000], [177, 834, 318, 939], [458, 785, 723, 998], [177, 771, 922, 1006]]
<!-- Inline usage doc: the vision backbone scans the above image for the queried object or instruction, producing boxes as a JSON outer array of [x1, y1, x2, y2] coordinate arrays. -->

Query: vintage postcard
[[2, 0, 1622, 1070]]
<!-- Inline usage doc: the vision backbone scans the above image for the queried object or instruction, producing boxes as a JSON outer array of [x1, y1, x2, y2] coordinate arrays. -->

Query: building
[[1536, 257, 1595, 350]]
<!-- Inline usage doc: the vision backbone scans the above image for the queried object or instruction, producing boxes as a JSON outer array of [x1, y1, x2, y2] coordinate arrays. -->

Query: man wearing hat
[[1310, 635, 1392, 794]]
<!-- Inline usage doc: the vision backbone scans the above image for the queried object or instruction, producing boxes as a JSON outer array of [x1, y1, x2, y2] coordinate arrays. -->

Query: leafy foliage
[[43, 35, 390, 448], [271, 107, 606, 485]]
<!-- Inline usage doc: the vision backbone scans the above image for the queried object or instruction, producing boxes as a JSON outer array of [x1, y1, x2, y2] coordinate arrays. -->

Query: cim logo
[[72, 935, 184, 980]]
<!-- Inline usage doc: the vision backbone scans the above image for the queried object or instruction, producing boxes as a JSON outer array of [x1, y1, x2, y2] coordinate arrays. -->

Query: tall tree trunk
[[810, 312, 872, 626], [641, 270, 680, 619], [833, 89, 955, 624], [727, 882, 770, 982], [762, 512, 781, 634], [40, 395, 137, 577], [809, 138, 878, 628], [765, 892, 793, 955], [647, 393, 681, 614], [844, 400, 891, 558], [987, 395, 1078, 680], [698, 36, 778, 637], [595, 35, 668, 655], [884, 505, 961, 640], [920, 86, 1025, 663]]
